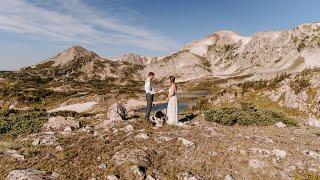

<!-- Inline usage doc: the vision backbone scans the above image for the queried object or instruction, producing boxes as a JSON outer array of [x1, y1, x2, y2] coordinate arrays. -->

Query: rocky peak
[[40, 45, 100, 67], [120, 53, 153, 65], [181, 30, 251, 57]]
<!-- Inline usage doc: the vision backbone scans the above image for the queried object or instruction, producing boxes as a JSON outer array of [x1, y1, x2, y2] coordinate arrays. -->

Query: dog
[[151, 111, 167, 127]]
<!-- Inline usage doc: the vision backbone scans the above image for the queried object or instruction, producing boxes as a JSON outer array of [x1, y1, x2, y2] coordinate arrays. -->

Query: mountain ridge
[[27, 22, 320, 82]]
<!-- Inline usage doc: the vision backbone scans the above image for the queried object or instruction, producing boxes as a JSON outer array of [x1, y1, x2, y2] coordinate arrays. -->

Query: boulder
[[44, 116, 79, 132], [6, 169, 60, 180], [111, 149, 151, 179], [224, 174, 234, 180], [271, 149, 287, 159], [111, 149, 151, 167], [120, 125, 134, 133], [131, 165, 146, 180], [306, 116, 320, 128], [106, 175, 119, 180], [302, 150, 320, 160], [177, 171, 204, 180], [32, 133, 58, 146], [249, 148, 271, 157], [98, 163, 107, 170], [98, 103, 128, 128], [55, 145, 63, 151], [249, 159, 265, 169], [156, 136, 173, 143], [108, 103, 127, 120], [178, 137, 196, 149], [275, 122, 287, 128], [4, 150, 25, 161], [136, 133, 149, 140]]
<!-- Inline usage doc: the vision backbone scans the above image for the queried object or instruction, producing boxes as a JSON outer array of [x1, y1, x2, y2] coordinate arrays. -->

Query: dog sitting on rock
[[151, 111, 167, 127]]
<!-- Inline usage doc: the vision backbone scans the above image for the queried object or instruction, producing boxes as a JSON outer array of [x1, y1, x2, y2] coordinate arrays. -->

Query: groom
[[145, 72, 155, 121]]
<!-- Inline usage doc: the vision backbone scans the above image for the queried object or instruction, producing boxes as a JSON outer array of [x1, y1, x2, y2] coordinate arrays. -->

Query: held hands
[[155, 89, 165, 94]]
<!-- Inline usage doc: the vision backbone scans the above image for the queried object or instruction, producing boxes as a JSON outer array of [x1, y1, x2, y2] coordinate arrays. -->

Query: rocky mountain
[[120, 53, 154, 65], [25, 46, 144, 81], [142, 23, 320, 81], [18, 22, 320, 83]]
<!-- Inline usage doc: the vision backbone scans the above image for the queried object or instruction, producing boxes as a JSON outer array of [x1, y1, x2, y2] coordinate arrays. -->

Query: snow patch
[[49, 102, 98, 113], [301, 50, 320, 68]]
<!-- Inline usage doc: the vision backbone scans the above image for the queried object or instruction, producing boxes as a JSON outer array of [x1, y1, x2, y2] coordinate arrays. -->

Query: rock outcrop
[[44, 116, 79, 132], [110, 149, 151, 179], [32, 133, 58, 146], [96, 103, 128, 129], [6, 169, 60, 180]]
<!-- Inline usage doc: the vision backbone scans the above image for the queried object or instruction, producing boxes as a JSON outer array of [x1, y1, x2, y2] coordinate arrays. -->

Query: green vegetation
[[204, 103, 298, 126], [0, 109, 48, 138], [0, 108, 95, 138], [239, 73, 289, 94]]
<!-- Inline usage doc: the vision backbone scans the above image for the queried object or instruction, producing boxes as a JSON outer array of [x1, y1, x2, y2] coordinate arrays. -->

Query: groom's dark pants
[[145, 93, 154, 120]]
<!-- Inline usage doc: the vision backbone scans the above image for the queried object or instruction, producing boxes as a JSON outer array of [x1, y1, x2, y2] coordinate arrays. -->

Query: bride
[[166, 76, 179, 125]]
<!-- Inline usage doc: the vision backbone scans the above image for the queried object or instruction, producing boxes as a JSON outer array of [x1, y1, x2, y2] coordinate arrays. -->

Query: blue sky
[[0, 0, 320, 70]]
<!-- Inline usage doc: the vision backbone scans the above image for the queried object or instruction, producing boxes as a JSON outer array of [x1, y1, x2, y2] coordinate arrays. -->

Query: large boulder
[[111, 149, 151, 167], [107, 103, 127, 121], [32, 133, 58, 146], [110, 149, 151, 180], [95, 103, 128, 129], [6, 169, 60, 180], [44, 116, 79, 132]]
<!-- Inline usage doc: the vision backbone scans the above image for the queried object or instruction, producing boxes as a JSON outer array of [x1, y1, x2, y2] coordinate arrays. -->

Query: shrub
[[0, 109, 48, 138], [204, 103, 298, 126], [49, 111, 93, 118], [290, 77, 311, 94]]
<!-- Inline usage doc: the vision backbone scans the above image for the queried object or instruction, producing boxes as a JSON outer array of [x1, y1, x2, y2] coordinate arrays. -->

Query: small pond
[[136, 89, 211, 113]]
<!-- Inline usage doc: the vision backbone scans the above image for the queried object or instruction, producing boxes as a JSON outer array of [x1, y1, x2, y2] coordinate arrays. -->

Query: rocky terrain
[[143, 23, 320, 82], [0, 22, 320, 179]]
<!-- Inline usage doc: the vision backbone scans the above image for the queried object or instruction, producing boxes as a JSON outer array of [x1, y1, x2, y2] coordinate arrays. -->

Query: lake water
[[136, 102, 189, 113], [136, 89, 211, 113]]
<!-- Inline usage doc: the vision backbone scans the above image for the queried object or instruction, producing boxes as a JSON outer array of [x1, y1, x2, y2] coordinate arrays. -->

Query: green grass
[[204, 103, 298, 126]]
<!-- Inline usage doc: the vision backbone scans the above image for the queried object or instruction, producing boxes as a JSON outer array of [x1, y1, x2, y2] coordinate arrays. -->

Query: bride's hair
[[169, 76, 175, 83]]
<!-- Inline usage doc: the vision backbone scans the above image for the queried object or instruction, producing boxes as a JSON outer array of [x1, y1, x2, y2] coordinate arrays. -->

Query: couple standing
[[144, 72, 178, 125]]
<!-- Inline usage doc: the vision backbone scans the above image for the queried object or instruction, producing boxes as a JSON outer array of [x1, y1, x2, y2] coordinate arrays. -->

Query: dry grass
[[1, 116, 320, 179]]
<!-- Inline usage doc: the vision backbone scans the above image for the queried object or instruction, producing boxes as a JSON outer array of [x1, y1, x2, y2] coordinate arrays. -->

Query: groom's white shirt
[[145, 78, 155, 94]]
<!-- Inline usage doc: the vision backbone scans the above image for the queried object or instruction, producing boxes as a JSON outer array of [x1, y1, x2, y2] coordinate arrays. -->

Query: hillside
[[142, 23, 320, 82], [25, 46, 145, 81]]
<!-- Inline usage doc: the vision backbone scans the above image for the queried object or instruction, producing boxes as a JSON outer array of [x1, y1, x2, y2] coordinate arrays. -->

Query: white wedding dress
[[167, 85, 178, 125]]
